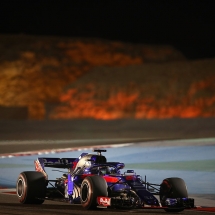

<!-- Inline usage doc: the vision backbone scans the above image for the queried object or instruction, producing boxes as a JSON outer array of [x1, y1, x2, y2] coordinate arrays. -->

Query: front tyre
[[16, 171, 46, 204], [160, 177, 188, 212], [80, 175, 108, 209]]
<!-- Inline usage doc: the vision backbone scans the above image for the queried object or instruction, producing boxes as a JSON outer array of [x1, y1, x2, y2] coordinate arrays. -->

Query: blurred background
[[0, 1, 215, 124], [0, 1, 215, 200]]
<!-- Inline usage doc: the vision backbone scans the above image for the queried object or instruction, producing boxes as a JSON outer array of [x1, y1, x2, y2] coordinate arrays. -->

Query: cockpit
[[72, 149, 124, 176], [89, 165, 118, 175]]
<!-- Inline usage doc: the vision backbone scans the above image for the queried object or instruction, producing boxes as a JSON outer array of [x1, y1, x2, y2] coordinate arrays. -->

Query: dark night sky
[[1, 0, 215, 59]]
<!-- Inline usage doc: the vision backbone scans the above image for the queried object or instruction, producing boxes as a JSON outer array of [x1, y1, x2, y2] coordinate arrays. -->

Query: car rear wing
[[34, 153, 89, 179], [34, 157, 79, 179]]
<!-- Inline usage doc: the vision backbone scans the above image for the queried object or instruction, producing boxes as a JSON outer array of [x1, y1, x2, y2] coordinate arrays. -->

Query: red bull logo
[[97, 196, 111, 207]]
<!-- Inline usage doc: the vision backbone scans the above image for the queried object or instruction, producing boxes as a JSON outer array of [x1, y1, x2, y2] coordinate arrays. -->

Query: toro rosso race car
[[16, 149, 194, 212]]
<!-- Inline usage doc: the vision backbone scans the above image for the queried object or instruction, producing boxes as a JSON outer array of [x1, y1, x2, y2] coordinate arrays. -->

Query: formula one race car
[[16, 149, 195, 212]]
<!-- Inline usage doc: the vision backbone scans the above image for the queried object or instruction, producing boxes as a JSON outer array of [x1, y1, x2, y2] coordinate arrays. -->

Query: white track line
[[0, 143, 133, 158], [0, 188, 16, 195]]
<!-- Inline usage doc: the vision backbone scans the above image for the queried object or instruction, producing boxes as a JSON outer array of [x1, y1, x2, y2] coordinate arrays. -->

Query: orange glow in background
[[50, 76, 215, 120], [0, 35, 214, 120]]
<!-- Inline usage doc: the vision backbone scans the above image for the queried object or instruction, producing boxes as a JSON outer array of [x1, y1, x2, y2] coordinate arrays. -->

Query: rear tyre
[[160, 177, 188, 212], [80, 175, 108, 209], [16, 171, 46, 204]]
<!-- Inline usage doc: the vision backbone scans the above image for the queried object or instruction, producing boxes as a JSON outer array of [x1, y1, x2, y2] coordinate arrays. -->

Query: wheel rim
[[17, 178, 24, 197], [81, 182, 89, 202]]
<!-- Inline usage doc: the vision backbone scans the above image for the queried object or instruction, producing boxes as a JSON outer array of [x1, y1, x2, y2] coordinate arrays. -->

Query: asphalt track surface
[[0, 119, 215, 214], [0, 192, 214, 215], [1, 118, 215, 154]]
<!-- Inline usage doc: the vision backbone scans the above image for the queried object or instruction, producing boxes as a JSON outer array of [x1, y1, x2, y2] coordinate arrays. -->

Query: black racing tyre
[[160, 177, 188, 212], [16, 171, 46, 204], [80, 175, 108, 209]]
